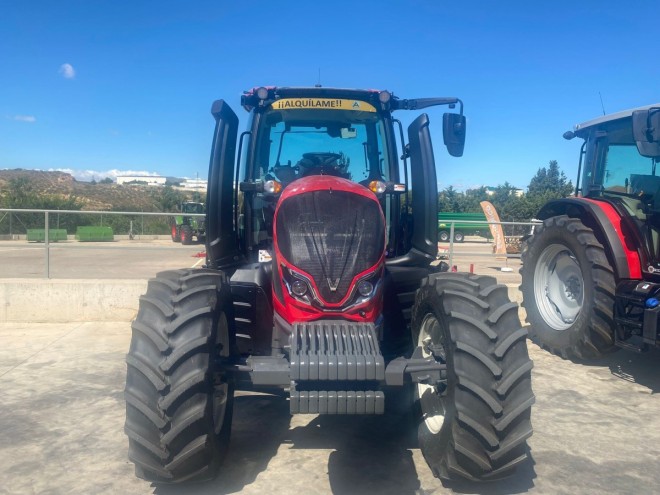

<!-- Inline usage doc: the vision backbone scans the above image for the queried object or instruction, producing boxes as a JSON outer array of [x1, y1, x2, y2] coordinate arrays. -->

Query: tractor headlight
[[379, 91, 391, 103], [291, 279, 308, 297], [357, 280, 374, 297]]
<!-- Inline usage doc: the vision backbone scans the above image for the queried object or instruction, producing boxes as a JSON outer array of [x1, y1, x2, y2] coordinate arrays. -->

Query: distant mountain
[[0, 169, 197, 211]]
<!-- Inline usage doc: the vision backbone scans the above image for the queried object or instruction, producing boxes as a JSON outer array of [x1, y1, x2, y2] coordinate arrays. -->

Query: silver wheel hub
[[417, 314, 447, 435], [533, 243, 584, 330]]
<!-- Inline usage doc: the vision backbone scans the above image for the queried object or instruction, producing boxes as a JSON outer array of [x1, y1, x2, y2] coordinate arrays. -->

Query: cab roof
[[573, 103, 660, 137], [241, 86, 385, 112], [244, 86, 383, 99]]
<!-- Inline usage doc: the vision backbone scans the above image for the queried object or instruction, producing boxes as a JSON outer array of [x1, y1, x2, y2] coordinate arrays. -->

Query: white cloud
[[49, 168, 162, 182], [10, 115, 36, 123], [59, 63, 75, 79]]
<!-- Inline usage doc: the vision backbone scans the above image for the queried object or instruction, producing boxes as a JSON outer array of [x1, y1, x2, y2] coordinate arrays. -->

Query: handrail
[[0, 208, 204, 217]]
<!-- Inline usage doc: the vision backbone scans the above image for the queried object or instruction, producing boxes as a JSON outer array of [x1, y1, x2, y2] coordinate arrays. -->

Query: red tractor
[[124, 86, 534, 483], [521, 105, 660, 359]]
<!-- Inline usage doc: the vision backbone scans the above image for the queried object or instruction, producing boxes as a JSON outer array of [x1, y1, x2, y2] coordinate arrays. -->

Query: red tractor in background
[[521, 105, 660, 359], [124, 86, 534, 484]]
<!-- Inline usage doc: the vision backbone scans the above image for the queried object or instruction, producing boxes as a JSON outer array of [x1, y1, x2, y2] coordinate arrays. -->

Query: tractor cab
[[206, 87, 465, 269], [567, 105, 660, 275]]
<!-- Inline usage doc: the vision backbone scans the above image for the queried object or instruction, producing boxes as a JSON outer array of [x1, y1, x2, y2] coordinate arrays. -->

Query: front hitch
[[384, 353, 447, 387]]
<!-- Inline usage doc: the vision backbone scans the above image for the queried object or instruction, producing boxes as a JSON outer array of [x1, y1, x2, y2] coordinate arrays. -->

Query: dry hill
[[0, 169, 197, 211]]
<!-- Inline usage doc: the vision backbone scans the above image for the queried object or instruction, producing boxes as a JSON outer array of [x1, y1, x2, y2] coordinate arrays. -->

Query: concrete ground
[[0, 239, 205, 279], [2, 238, 659, 494], [1, 321, 659, 495]]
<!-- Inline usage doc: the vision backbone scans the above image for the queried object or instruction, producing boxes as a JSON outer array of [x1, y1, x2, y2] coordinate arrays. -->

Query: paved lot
[[0, 240, 205, 279], [1, 321, 659, 495]]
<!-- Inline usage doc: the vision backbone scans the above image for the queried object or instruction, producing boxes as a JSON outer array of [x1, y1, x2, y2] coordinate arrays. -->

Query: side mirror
[[443, 113, 466, 157], [633, 108, 660, 158]]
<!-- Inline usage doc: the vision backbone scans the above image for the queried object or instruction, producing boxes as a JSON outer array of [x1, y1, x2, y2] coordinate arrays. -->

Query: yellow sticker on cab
[[270, 98, 377, 112]]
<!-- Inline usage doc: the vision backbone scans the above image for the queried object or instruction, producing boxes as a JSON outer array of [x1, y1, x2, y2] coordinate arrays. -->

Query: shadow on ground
[[154, 394, 290, 495], [440, 453, 536, 495], [590, 347, 660, 393], [152, 390, 537, 495]]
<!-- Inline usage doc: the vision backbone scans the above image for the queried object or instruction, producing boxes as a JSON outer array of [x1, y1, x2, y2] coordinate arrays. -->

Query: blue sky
[[1, 1, 658, 190]]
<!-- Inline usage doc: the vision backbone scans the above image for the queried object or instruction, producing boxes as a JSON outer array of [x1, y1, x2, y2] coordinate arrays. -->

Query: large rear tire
[[124, 268, 234, 483], [411, 273, 534, 481], [520, 215, 617, 359], [181, 225, 193, 245], [171, 225, 181, 243]]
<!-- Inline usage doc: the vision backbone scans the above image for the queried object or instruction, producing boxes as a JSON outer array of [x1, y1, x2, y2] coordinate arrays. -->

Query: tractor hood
[[272, 175, 385, 320]]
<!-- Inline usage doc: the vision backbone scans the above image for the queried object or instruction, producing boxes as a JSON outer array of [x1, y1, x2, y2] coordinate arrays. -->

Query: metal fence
[[439, 219, 541, 269], [0, 208, 540, 279], [0, 208, 204, 278]]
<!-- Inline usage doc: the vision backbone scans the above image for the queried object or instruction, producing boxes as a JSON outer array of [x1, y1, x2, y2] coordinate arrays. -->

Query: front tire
[[411, 273, 534, 481], [439, 230, 450, 242], [124, 268, 235, 483], [520, 215, 616, 359]]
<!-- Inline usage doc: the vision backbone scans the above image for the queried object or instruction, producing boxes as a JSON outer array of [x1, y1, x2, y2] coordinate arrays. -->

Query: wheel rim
[[454, 232, 463, 242], [213, 312, 230, 434], [440, 232, 449, 242], [533, 243, 584, 330], [417, 313, 447, 435], [213, 383, 229, 434]]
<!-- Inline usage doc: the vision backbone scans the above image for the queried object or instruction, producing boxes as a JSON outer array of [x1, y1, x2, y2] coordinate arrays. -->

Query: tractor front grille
[[275, 189, 384, 304]]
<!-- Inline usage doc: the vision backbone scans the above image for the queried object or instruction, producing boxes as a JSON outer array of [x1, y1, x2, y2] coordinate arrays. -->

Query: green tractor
[[170, 201, 205, 245]]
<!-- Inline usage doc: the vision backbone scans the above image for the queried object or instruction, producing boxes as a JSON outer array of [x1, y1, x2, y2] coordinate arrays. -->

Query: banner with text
[[480, 200, 507, 257]]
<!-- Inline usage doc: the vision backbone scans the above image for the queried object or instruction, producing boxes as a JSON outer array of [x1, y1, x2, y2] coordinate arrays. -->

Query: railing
[[0, 208, 204, 278], [439, 219, 541, 269], [0, 208, 541, 279]]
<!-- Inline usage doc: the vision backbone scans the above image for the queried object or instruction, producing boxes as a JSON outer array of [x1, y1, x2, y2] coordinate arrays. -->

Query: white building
[[116, 175, 167, 186], [181, 178, 208, 192]]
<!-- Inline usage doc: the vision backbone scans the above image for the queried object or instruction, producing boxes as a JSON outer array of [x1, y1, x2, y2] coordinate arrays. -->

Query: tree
[[0, 177, 84, 233], [490, 182, 518, 209], [152, 185, 187, 212], [528, 160, 573, 197]]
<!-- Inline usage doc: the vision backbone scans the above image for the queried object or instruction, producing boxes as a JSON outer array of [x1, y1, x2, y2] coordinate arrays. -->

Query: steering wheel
[[298, 152, 347, 178], [302, 152, 342, 166]]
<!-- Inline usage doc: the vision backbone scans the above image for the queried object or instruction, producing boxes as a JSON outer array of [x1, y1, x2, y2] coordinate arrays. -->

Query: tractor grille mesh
[[275, 190, 384, 303]]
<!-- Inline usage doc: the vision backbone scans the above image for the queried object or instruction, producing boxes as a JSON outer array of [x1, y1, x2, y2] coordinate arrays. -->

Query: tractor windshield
[[587, 118, 660, 209], [182, 203, 204, 214], [602, 145, 657, 196], [253, 102, 391, 186]]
